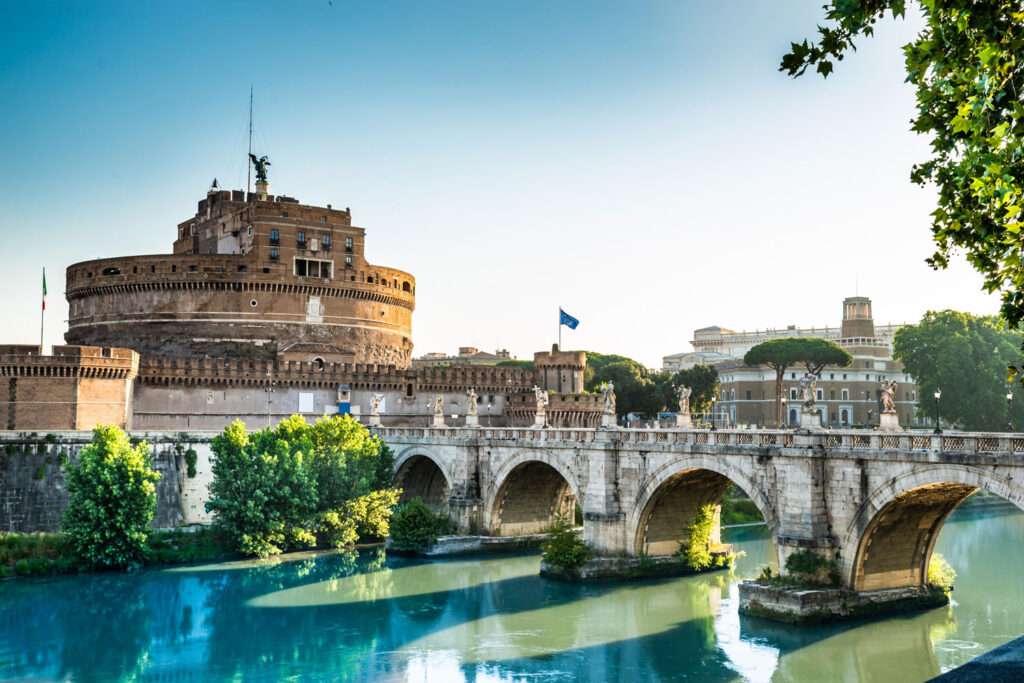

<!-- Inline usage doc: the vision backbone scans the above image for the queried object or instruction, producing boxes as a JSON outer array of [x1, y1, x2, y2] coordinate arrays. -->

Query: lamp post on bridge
[[1007, 391, 1014, 432], [780, 396, 787, 428], [933, 389, 942, 435]]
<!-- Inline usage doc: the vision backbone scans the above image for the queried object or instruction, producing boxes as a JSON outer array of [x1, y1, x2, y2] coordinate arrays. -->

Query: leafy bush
[[541, 518, 590, 570], [389, 498, 453, 551], [0, 532, 75, 577], [927, 552, 956, 593], [783, 549, 840, 586], [205, 415, 400, 558], [681, 504, 717, 571], [184, 448, 198, 478], [146, 528, 233, 565], [62, 425, 160, 569]]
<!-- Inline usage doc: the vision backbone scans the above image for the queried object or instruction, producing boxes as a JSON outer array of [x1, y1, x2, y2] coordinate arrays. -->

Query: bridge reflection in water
[[0, 499, 1020, 681]]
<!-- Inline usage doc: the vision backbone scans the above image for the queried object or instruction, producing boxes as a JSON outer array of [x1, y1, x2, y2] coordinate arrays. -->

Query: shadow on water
[[1, 498, 1022, 682]]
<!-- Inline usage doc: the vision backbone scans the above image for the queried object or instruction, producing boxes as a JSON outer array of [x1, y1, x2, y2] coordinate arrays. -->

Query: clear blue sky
[[0, 1, 998, 367]]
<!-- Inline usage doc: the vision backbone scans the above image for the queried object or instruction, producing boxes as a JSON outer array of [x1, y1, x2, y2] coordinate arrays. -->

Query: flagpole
[[39, 267, 45, 355], [558, 306, 561, 351]]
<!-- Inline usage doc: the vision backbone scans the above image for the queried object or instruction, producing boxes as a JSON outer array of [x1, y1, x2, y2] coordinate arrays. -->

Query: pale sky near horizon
[[0, 1, 1001, 368]]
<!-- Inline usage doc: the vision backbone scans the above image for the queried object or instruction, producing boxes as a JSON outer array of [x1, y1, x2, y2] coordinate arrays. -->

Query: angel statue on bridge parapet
[[799, 372, 818, 410], [369, 393, 383, 416], [600, 381, 616, 415], [533, 385, 550, 412], [676, 385, 692, 415], [466, 388, 478, 417], [432, 395, 444, 417], [880, 379, 898, 414]]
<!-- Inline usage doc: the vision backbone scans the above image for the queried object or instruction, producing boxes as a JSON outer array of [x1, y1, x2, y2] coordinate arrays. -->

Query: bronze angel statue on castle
[[249, 153, 271, 183]]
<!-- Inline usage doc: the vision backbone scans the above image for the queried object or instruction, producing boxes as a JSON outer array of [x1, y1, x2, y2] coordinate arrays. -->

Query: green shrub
[[62, 425, 160, 569], [783, 549, 840, 586], [681, 503, 717, 571], [184, 448, 198, 478], [389, 498, 453, 551], [145, 528, 232, 565], [927, 552, 956, 593], [541, 518, 590, 570], [205, 415, 399, 558]]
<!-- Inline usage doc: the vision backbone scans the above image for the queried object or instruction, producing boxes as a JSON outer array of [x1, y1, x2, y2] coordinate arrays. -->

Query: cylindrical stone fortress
[[65, 187, 415, 367]]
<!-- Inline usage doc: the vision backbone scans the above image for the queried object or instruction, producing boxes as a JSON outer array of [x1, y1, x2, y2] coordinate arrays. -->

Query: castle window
[[322, 235, 331, 249], [171, 265, 177, 273], [281, 211, 289, 218], [189, 265, 198, 272], [102, 267, 120, 276], [294, 257, 333, 279], [297, 231, 306, 245], [150, 265, 155, 273], [238, 265, 247, 273], [745, 390, 751, 400], [270, 229, 280, 244], [345, 236, 353, 252], [320, 216, 327, 223], [841, 389, 849, 400], [345, 255, 353, 267], [402, 281, 411, 292], [132, 266, 137, 274], [270, 248, 279, 260]]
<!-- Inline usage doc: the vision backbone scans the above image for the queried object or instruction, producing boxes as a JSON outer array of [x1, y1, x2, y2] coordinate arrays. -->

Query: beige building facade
[[672, 297, 922, 428]]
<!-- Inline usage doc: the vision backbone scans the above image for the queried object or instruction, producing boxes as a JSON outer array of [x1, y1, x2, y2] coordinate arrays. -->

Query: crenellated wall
[[0, 431, 213, 532]]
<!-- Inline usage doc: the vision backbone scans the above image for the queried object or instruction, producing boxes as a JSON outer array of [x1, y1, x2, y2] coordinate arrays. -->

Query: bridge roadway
[[380, 425, 1024, 593]]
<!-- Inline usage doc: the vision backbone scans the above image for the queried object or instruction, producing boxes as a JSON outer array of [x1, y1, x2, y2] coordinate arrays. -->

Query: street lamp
[[1008, 391, 1014, 432], [933, 389, 942, 435], [780, 395, 788, 428], [710, 396, 718, 430]]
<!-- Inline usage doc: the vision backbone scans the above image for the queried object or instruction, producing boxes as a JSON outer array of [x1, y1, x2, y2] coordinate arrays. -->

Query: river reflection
[[0, 498, 1021, 682]]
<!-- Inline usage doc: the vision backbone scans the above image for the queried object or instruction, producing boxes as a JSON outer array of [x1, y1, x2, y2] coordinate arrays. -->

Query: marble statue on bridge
[[675, 384, 693, 428]]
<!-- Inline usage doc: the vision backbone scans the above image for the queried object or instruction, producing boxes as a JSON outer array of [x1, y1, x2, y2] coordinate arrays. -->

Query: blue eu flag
[[559, 308, 580, 329]]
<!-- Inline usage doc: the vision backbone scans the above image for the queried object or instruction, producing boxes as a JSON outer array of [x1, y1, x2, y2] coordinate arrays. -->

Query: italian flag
[[42, 268, 46, 310]]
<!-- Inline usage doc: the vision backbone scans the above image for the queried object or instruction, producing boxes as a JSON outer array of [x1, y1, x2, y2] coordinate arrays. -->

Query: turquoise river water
[[1, 497, 1023, 682]]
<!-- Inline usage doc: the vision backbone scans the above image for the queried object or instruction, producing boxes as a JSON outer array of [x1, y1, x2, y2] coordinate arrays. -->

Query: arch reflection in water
[[1, 501, 1024, 681]]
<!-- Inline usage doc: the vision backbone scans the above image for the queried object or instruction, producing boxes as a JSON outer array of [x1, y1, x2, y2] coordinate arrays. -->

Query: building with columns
[[666, 297, 921, 428]]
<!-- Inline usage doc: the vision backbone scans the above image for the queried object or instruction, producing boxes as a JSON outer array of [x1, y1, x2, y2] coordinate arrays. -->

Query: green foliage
[[62, 425, 160, 569], [145, 527, 233, 565], [744, 338, 852, 426], [784, 2, 1024, 328], [205, 415, 398, 558], [0, 531, 75, 577], [389, 497, 454, 551], [541, 518, 590, 570], [720, 488, 764, 526], [896, 311, 1024, 430], [784, 549, 840, 587], [496, 359, 534, 369], [320, 489, 403, 548], [681, 503, 717, 571], [928, 552, 957, 593], [585, 352, 659, 418], [184, 448, 198, 478]]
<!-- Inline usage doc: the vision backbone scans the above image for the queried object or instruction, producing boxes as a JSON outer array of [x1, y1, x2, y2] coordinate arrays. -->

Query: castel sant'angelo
[[1, 162, 601, 431]]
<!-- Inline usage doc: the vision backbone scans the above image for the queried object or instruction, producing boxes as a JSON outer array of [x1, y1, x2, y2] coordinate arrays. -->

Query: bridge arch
[[484, 451, 582, 536], [628, 455, 777, 557], [393, 448, 453, 513], [840, 465, 1024, 591]]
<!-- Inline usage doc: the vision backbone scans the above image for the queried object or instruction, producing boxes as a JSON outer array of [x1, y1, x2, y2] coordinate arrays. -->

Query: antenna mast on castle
[[246, 85, 254, 196]]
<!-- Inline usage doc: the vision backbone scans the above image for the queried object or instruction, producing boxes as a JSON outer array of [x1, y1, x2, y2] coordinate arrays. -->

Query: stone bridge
[[380, 426, 1024, 593]]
